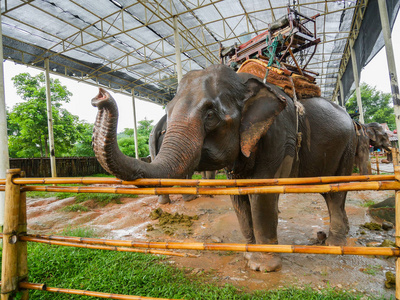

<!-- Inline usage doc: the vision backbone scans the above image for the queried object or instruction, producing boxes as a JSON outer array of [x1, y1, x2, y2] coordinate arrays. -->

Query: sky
[[3, 14, 400, 132]]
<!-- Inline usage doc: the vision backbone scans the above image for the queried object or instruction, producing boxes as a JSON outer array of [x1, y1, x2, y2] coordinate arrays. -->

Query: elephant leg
[[244, 193, 282, 272], [230, 195, 255, 243], [158, 195, 171, 204], [322, 191, 349, 246]]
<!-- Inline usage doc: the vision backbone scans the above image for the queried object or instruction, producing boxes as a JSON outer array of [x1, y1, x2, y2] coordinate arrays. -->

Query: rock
[[366, 242, 381, 247], [211, 236, 222, 243], [382, 221, 394, 230]]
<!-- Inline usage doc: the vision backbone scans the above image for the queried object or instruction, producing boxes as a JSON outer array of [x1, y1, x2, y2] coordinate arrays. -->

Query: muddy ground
[[27, 188, 396, 299]]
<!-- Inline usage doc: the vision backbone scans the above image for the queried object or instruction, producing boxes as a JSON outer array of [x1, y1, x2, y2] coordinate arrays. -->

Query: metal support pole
[[173, 15, 183, 83], [378, 0, 400, 149], [0, 11, 10, 231], [132, 91, 139, 159], [350, 39, 365, 124], [45, 59, 57, 177], [339, 78, 345, 108]]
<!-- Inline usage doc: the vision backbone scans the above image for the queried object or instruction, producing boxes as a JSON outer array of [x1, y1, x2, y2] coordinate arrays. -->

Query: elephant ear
[[366, 126, 377, 142], [240, 78, 287, 158]]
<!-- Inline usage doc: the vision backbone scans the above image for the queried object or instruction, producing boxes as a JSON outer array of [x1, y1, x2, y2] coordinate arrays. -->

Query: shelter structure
[[0, 0, 399, 224]]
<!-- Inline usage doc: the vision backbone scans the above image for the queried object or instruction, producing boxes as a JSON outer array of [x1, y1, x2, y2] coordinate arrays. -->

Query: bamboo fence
[[2, 169, 400, 299], [18, 180, 400, 195], [0, 234, 196, 258], [19, 233, 400, 257], [7, 174, 397, 186], [0, 282, 180, 300]]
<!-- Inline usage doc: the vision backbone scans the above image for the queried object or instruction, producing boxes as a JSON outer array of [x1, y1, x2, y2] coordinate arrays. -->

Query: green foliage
[[0, 245, 366, 300], [346, 83, 395, 130], [70, 123, 95, 157], [117, 118, 154, 158], [7, 72, 94, 158]]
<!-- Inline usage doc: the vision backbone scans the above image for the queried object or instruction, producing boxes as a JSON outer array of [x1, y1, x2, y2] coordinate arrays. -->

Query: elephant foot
[[182, 195, 198, 202], [244, 252, 282, 272], [325, 234, 347, 246], [158, 195, 171, 204]]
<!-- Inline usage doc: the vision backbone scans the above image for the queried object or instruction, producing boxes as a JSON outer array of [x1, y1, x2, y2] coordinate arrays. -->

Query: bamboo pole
[[0, 281, 180, 300], [9, 235, 196, 258], [19, 180, 400, 195], [393, 148, 398, 168], [1, 169, 21, 300], [375, 152, 380, 175], [11, 174, 397, 186], [19, 233, 400, 257], [17, 171, 28, 300]]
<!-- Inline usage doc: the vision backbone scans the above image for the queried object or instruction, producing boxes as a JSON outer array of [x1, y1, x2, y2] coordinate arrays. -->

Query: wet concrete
[[26, 190, 397, 298]]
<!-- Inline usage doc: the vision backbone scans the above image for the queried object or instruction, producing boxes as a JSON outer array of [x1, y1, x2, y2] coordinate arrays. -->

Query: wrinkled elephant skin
[[92, 65, 357, 272], [149, 114, 218, 204]]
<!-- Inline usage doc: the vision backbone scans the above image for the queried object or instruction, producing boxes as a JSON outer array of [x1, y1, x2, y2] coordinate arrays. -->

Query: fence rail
[[1, 169, 400, 299]]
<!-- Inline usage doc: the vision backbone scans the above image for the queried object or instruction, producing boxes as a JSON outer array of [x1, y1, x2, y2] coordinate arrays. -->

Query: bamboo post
[[395, 166, 400, 300], [1, 169, 21, 300], [17, 171, 28, 300], [375, 152, 380, 175], [393, 148, 399, 168]]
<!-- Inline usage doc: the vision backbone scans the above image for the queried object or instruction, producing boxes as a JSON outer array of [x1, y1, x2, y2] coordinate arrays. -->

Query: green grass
[[360, 200, 376, 207], [62, 204, 89, 212], [74, 193, 138, 206], [361, 265, 383, 276]]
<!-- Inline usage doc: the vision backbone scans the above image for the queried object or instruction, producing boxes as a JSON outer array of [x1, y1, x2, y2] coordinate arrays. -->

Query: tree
[[345, 83, 395, 130], [70, 122, 95, 157], [7, 72, 90, 157], [117, 119, 154, 158]]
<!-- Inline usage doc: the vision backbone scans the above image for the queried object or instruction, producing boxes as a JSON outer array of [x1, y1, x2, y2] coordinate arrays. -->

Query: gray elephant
[[354, 122, 391, 174], [365, 122, 391, 152], [92, 65, 356, 272], [149, 114, 217, 204]]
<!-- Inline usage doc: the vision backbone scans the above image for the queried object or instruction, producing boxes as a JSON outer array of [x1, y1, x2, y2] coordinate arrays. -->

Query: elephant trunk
[[91, 88, 202, 180]]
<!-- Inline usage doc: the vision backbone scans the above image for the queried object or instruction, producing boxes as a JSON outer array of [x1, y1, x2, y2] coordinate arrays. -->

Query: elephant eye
[[204, 109, 220, 132]]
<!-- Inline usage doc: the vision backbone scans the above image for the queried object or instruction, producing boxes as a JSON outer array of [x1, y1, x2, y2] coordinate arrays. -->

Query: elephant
[[354, 122, 391, 174], [365, 122, 391, 152], [149, 114, 217, 204], [92, 64, 357, 272]]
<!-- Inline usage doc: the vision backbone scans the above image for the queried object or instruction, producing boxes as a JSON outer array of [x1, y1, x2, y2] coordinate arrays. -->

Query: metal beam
[[45, 59, 57, 178], [350, 39, 364, 124], [132, 91, 139, 160], [0, 11, 9, 229], [173, 16, 183, 83], [378, 0, 400, 149]]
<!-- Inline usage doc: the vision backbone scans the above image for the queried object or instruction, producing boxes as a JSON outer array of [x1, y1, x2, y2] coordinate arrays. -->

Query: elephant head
[[91, 65, 287, 181], [365, 122, 391, 152]]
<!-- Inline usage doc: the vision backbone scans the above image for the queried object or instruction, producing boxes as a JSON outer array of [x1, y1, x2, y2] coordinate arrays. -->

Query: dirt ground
[[27, 189, 397, 299]]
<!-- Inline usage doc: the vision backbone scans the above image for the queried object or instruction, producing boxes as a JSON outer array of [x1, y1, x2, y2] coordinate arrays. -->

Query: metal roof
[[1, 0, 399, 106]]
